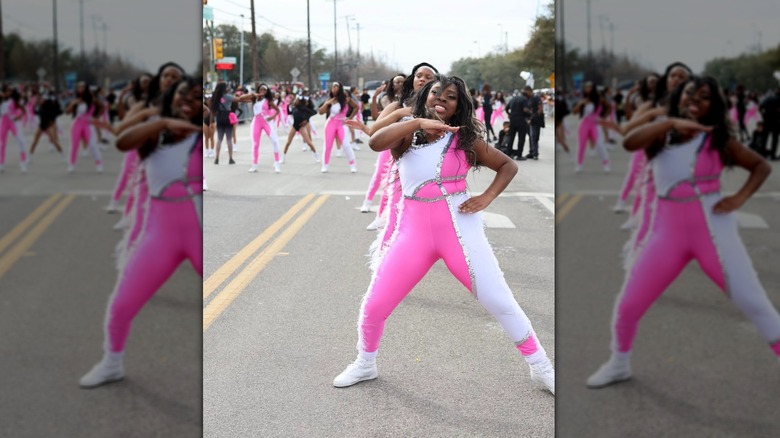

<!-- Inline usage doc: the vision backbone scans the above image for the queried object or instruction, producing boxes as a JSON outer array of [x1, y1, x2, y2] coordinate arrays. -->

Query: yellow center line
[[203, 194, 329, 332], [0, 194, 76, 278], [0, 194, 62, 257], [555, 193, 569, 207], [203, 193, 315, 299], [555, 194, 583, 224]]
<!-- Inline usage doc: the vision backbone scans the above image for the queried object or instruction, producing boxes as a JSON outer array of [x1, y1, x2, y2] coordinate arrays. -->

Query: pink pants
[[613, 197, 780, 355], [251, 115, 280, 165], [364, 150, 392, 202], [105, 193, 202, 352], [577, 116, 608, 167], [70, 118, 102, 167], [0, 116, 27, 165], [112, 151, 139, 202], [359, 194, 541, 357], [618, 152, 647, 203], [322, 118, 355, 166]]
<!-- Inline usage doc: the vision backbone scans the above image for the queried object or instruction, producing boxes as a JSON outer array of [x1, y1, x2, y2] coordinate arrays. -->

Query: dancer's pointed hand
[[458, 194, 492, 214], [713, 195, 745, 214]]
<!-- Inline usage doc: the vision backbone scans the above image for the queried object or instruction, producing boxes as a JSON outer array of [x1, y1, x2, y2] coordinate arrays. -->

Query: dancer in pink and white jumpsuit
[[572, 82, 609, 173], [334, 76, 555, 394], [0, 86, 30, 172], [80, 76, 203, 388], [318, 82, 359, 173], [65, 82, 103, 173], [588, 76, 780, 388], [240, 83, 281, 173]]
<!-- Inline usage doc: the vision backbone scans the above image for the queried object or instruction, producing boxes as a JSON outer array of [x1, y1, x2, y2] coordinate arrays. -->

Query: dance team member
[[0, 85, 30, 172], [65, 82, 104, 173], [280, 92, 319, 162], [240, 83, 282, 174], [334, 76, 555, 394], [210, 82, 236, 165], [79, 76, 203, 388], [588, 76, 780, 388], [572, 81, 609, 173], [28, 88, 65, 159], [318, 81, 359, 173]]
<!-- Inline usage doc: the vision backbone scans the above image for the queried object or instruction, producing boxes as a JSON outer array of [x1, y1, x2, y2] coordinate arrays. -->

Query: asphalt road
[[203, 116, 556, 437], [0, 119, 201, 438], [555, 116, 780, 438]]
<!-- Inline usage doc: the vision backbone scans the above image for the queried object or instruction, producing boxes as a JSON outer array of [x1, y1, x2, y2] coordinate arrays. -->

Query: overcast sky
[[205, 0, 550, 76], [559, 0, 780, 74], [3, 0, 201, 74]]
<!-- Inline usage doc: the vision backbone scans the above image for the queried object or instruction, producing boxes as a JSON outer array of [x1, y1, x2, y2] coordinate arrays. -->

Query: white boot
[[586, 352, 632, 388], [366, 215, 386, 231], [273, 162, 281, 173], [79, 351, 125, 389], [360, 199, 372, 213], [105, 199, 121, 213], [529, 358, 556, 395], [333, 356, 378, 388], [113, 215, 130, 231], [248, 164, 258, 173], [612, 199, 628, 213]]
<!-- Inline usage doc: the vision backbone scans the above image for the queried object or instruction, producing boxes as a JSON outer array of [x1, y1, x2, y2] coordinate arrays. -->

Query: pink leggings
[[322, 118, 355, 166], [0, 116, 27, 164], [105, 196, 202, 352], [251, 116, 280, 165], [359, 195, 540, 357], [364, 150, 392, 202], [618, 152, 646, 203], [613, 198, 780, 355], [111, 151, 139, 202], [577, 116, 608, 167], [70, 118, 102, 166]]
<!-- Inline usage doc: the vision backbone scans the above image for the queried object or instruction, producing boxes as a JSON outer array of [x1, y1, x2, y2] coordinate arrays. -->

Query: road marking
[[556, 193, 569, 207], [321, 190, 554, 198], [482, 212, 516, 228], [203, 194, 329, 331], [534, 194, 555, 214], [0, 194, 62, 257], [0, 194, 75, 278], [556, 194, 582, 224], [203, 193, 315, 299]]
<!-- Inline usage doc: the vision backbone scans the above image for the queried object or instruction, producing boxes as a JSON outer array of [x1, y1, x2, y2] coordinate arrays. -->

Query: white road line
[[533, 194, 555, 214]]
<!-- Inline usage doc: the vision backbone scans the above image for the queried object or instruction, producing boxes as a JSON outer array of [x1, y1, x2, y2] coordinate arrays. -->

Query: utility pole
[[0, 0, 5, 80], [53, 0, 59, 89], [79, 0, 85, 73], [307, 0, 313, 91], [92, 15, 99, 54], [333, 0, 338, 83], [586, 0, 592, 73], [101, 21, 107, 56], [250, 0, 258, 81], [355, 22, 360, 88], [239, 14, 244, 87]]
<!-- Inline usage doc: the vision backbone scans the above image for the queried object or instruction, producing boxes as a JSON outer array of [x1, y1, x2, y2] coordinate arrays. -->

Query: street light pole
[[355, 22, 360, 88], [307, 0, 313, 91], [240, 14, 244, 87], [333, 0, 338, 83], [250, 0, 258, 81], [53, 0, 59, 89]]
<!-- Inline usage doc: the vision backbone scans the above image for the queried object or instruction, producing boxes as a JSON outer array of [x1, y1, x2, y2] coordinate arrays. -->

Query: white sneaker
[[302, 145, 308, 152], [79, 357, 125, 389], [20, 161, 28, 173], [67, 164, 75, 173], [313, 152, 320, 162], [350, 164, 357, 173], [586, 355, 632, 388], [529, 359, 555, 395], [248, 164, 258, 173], [321, 165, 329, 173], [274, 162, 281, 173], [113, 215, 130, 231], [333, 357, 378, 388], [603, 165, 611, 173], [203, 180, 208, 191], [352, 144, 361, 151], [360, 200, 372, 213], [336, 150, 342, 158], [366, 215, 386, 231], [280, 154, 285, 164], [96, 164, 104, 173], [575, 165, 583, 173], [105, 200, 121, 214], [620, 215, 638, 231], [612, 200, 627, 213]]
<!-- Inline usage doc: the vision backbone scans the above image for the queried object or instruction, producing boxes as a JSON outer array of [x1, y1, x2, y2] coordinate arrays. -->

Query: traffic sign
[[215, 63, 234, 70], [203, 6, 213, 21], [318, 72, 330, 81], [290, 67, 301, 77], [218, 57, 237, 64]]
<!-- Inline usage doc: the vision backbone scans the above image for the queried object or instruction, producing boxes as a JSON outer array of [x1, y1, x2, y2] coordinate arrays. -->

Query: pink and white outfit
[[577, 103, 609, 170], [321, 102, 356, 171], [491, 101, 506, 126], [104, 132, 203, 353], [250, 99, 281, 170], [69, 103, 103, 170], [110, 150, 140, 207], [617, 151, 647, 209], [0, 99, 29, 170], [611, 132, 780, 356], [358, 131, 546, 360]]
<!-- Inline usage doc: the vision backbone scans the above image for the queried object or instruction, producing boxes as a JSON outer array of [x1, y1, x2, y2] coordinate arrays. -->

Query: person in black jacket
[[504, 91, 530, 160], [29, 89, 65, 157]]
